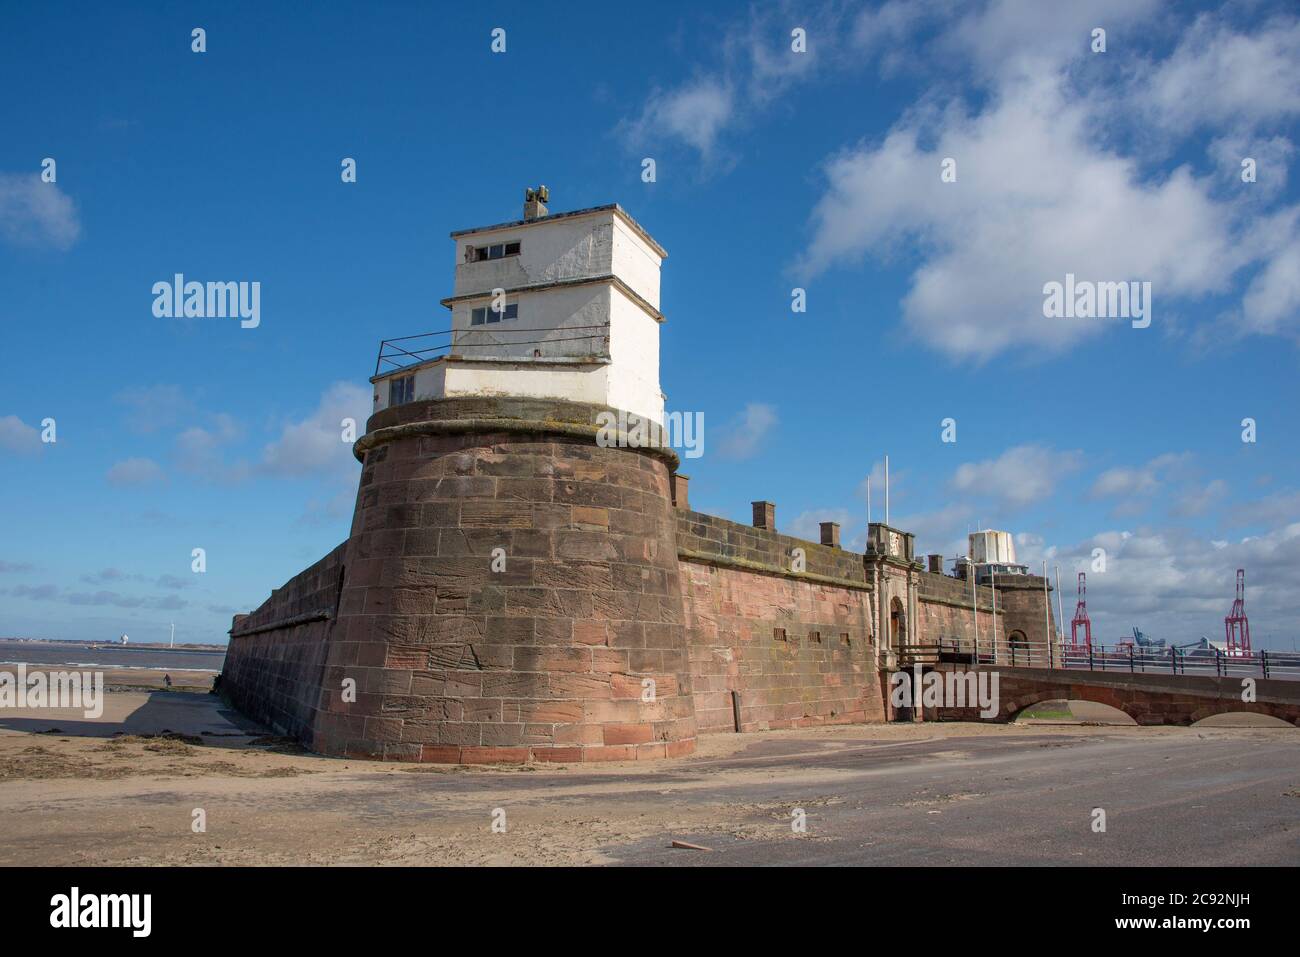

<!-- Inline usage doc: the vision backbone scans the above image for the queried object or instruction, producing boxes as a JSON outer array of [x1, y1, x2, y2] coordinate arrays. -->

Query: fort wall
[[221, 404, 1057, 760], [674, 510, 882, 733], [220, 543, 345, 743]]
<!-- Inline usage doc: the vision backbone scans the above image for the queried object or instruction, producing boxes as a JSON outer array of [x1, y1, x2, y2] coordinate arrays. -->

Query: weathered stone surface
[[222, 396, 1073, 764]]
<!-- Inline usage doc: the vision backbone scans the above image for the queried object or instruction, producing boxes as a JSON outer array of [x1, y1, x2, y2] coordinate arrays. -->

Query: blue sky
[[1, 0, 1297, 648]]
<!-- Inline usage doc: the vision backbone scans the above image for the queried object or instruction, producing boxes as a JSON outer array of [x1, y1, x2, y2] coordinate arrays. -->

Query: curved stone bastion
[[220, 196, 1057, 762], [222, 396, 698, 763]]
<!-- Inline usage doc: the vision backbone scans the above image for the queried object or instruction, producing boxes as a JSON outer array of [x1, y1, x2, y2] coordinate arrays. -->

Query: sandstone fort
[[220, 189, 1059, 762]]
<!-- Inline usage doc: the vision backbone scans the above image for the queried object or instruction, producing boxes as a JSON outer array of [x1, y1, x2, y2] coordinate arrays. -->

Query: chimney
[[523, 184, 549, 221], [751, 500, 775, 530], [820, 522, 840, 548], [928, 554, 943, 574], [671, 473, 690, 510]]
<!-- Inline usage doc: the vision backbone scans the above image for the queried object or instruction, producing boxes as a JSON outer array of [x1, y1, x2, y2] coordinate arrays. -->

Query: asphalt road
[[600, 730, 1300, 866]]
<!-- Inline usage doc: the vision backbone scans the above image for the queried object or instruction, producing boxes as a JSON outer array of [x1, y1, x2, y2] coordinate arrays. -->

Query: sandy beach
[[1, 671, 1295, 867]]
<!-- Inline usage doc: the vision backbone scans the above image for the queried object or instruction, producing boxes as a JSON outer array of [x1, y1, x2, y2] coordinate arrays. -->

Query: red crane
[[1069, 572, 1092, 653], [1224, 568, 1251, 657]]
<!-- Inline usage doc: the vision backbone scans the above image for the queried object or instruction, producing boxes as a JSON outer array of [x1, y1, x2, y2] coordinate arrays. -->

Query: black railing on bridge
[[897, 638, 1300, 680]]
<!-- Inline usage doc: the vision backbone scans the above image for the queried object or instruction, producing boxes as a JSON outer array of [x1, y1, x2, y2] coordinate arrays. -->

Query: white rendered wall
[[372, 361, 447, 413], [451, 284, 610, 361], [607, 288, 664, 423], [452, 214, 615, 298], [372, 206, 666, 424], [442, 361, 612, 407], [610, 216, 662, 309]]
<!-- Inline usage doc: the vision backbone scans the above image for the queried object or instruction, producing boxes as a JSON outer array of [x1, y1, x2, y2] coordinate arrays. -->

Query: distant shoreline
[[0, 638, 227, 652], [0, 640, 227, 674]]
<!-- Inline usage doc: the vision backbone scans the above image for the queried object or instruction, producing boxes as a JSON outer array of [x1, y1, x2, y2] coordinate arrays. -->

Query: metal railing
[[374, 325, 613, 376], [899, 637, 1300, 680], [375, 330, 453, 375]]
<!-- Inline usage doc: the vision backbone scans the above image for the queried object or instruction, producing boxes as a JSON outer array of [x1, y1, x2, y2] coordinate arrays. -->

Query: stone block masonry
[[225, 397, 698, 763], [675, 510, 882, 733], [222, 400, 1056, 760], [221, 544, 346, 742]]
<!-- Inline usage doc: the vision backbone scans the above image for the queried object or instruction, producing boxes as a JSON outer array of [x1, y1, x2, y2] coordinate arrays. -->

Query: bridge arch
[[1011, 697, 1135, 725], [997, 675, 1300, 727], [1188, 707, 1298, 727], [1003, 688, 1141, 724]]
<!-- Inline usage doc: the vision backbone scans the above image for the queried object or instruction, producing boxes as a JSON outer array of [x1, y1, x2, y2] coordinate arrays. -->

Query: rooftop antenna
[[884, 455, 890, 526]]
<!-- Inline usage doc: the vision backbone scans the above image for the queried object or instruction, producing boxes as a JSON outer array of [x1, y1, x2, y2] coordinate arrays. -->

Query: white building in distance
[[956, 529, 1029, 584]]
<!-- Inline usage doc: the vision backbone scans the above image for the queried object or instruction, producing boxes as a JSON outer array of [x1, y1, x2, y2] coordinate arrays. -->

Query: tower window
[[471, 302, 519, 325], [472, 241, 521, 262], [388, 375, 414, 406]]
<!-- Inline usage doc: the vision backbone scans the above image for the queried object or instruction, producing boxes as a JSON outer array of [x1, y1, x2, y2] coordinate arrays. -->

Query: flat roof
[[449, 203, 668, 259]]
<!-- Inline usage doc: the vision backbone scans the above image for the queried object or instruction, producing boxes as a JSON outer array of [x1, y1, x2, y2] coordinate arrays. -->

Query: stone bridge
[[927, 665, 1300, 726]]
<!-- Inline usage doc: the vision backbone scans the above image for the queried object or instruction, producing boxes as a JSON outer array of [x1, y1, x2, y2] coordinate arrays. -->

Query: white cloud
[[623, 78, 736, 159], [715, 402, 777, 460], [851, 0, 947, 73], [3, 578, 187, 611], [106, 457, 165, 486], [619, 3, 842, 162], [1049, 521, 1300, 648], [950, 444, 1082, 508], [0, 172, 81, 249], [1134, 13, 1300, 135], [1208, 134, 1295, 202], [854, 458, 911, 521], [1172, 479, 1229, 518], [1088, 452, 1193, 516], [892, 502, 974, 561], [115, 384, 195, 434], [797, 3, 1300, 359], [797, 73, 1249, 360], [1231, 488, 1300, 527], [176, 413, 245, 479], [259, 381, 370, 478], [0, 415, 40, 455], [942, 0, 1161, 79], [1241, 224, 1300, 334]]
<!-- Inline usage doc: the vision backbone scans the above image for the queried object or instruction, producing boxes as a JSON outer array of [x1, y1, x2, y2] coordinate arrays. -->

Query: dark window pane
[[389, 376, 414, 406], [471, 308, 485, 325], [505, 242, 520, 255]]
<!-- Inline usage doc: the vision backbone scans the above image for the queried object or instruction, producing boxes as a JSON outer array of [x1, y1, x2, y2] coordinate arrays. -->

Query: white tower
[[372, 188, 668, 425]]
